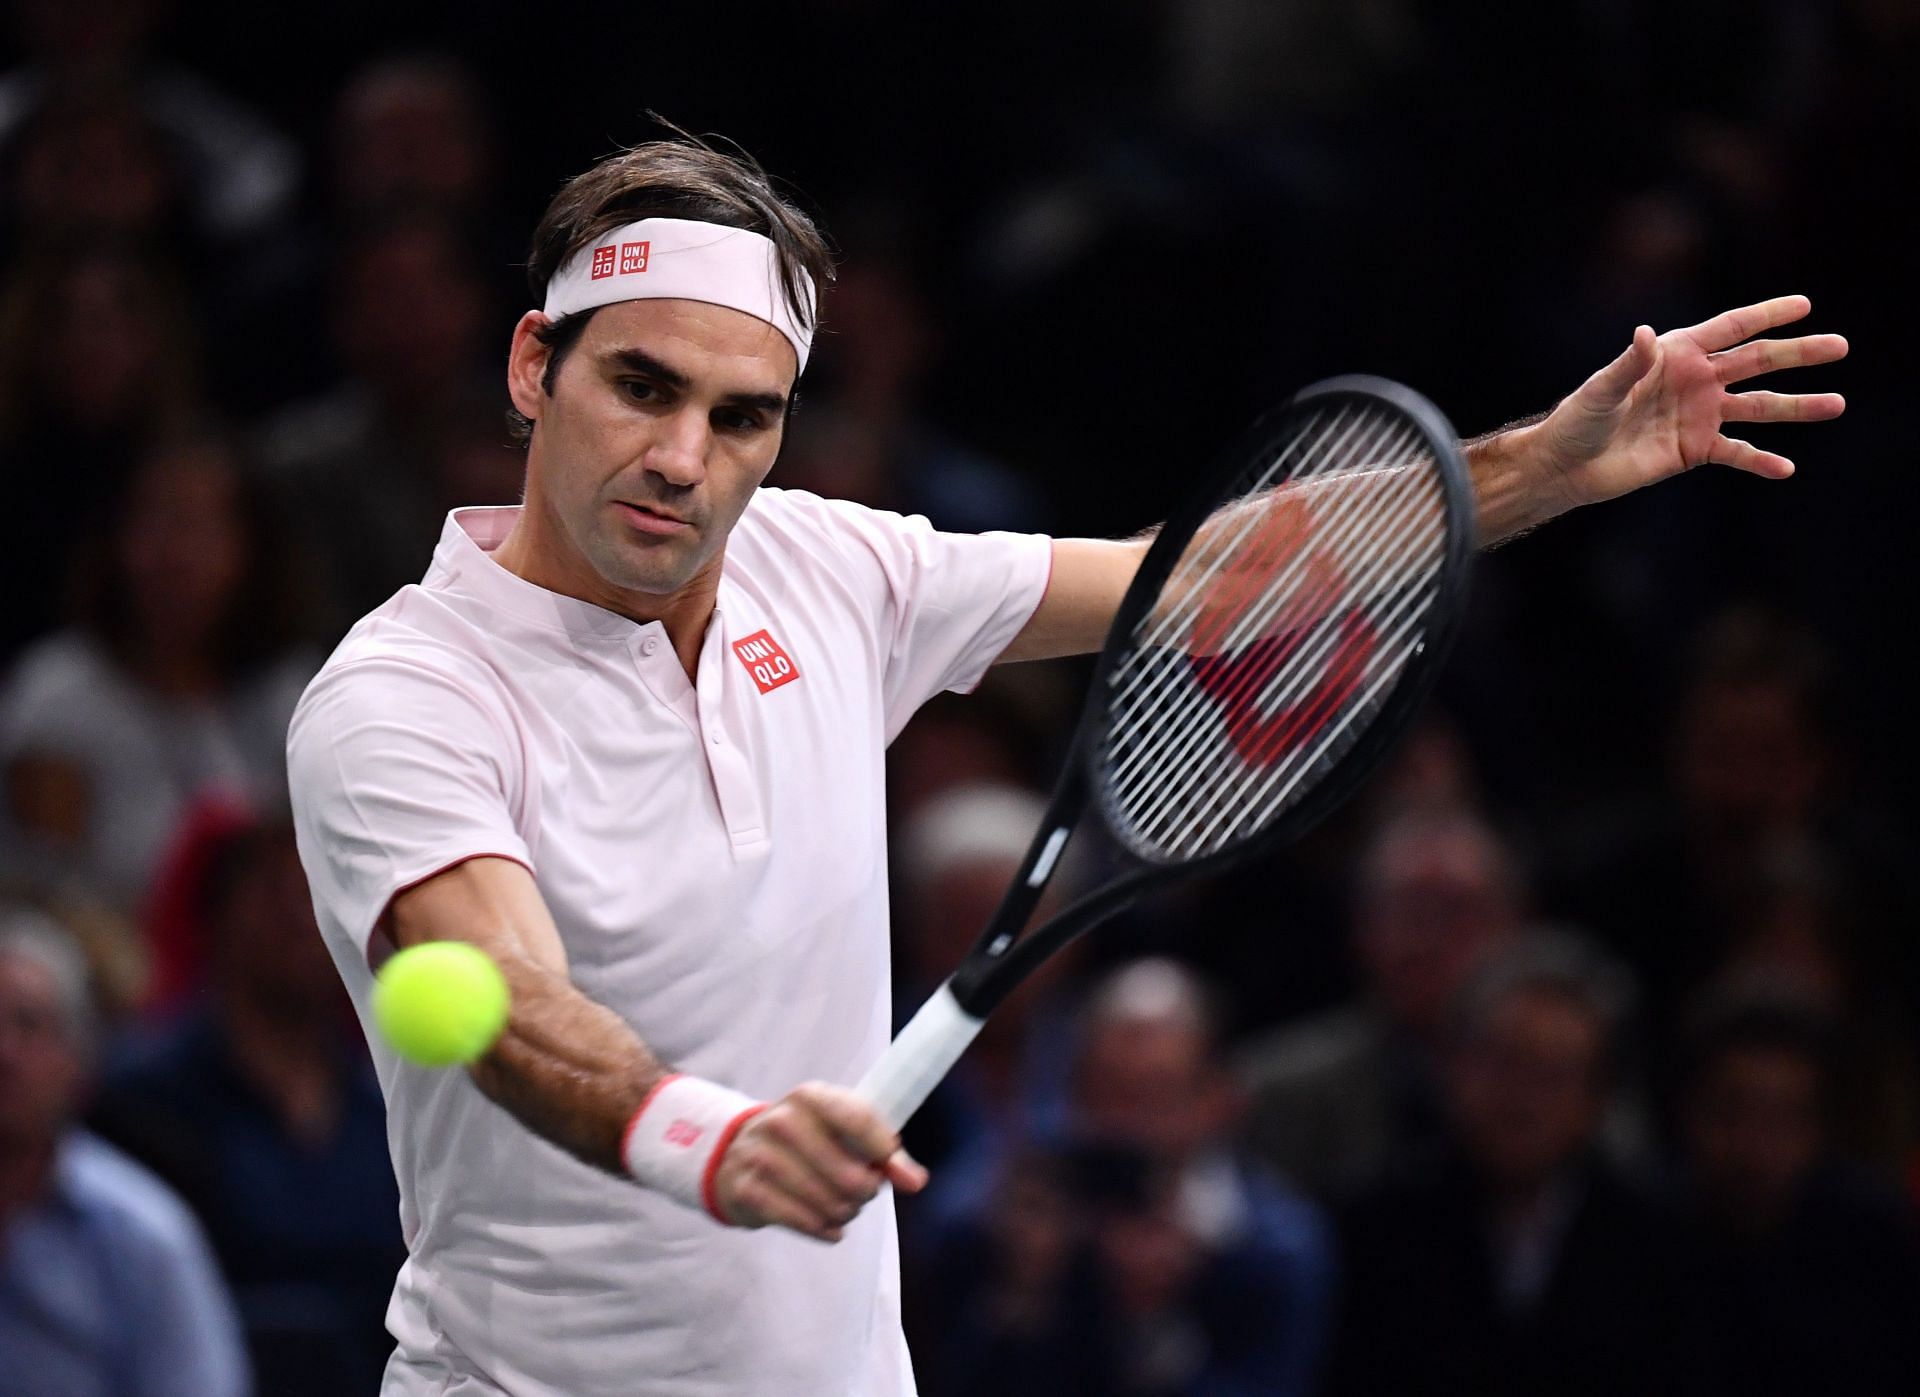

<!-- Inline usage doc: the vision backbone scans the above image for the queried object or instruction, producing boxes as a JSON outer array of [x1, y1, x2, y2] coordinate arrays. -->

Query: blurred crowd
[[1, 1, 1916, 1394]]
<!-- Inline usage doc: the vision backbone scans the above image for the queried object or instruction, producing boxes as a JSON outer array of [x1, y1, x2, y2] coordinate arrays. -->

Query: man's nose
[[644, 408, 710, 489]]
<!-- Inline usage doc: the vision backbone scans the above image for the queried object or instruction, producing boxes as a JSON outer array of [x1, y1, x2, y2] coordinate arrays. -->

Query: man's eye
[[620, 380, 658, 403], [717, 410, 761, 433]]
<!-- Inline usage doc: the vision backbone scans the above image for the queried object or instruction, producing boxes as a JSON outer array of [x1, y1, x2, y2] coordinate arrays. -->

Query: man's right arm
[[386, 855, 926, 1241]]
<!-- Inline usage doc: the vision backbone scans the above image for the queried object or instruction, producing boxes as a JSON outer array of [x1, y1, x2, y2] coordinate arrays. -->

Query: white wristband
[[620, 1074, 764, 1222]]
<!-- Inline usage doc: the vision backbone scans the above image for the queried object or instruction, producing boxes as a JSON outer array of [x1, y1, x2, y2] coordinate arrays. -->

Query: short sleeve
[[808, 498, 1052, 741], [287, 655, 533, 961]]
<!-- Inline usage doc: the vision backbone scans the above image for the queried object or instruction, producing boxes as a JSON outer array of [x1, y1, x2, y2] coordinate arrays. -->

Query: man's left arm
[[999, 294, 1847, 664]]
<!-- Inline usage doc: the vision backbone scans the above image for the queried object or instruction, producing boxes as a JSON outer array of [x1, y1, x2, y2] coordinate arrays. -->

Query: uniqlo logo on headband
[[733, 630, 800, 694], [620, 241, 651, 274], [589, 244, 617, 279]]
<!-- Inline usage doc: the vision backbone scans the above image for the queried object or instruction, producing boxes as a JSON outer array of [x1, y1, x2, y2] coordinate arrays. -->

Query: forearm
[[469, 951, 668, 1175]]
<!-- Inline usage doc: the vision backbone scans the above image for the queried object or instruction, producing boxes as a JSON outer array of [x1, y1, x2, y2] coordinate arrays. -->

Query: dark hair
[[508, 134, 834, 445]]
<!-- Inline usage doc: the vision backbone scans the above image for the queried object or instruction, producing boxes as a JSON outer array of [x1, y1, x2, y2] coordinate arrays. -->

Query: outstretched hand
[[1533, 294, 1847, 514]]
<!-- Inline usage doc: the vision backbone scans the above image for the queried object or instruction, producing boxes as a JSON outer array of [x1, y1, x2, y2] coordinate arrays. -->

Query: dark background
[[1, 2, 1916, 1394]]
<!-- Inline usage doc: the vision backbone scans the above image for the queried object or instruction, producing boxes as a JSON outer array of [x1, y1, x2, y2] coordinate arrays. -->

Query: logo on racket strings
[[1187, 613, 1381, 767], [732, 629, 801, 695]]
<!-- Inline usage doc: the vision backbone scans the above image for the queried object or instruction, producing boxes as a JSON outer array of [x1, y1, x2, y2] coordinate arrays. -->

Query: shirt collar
[[424, 506, 661, 646]]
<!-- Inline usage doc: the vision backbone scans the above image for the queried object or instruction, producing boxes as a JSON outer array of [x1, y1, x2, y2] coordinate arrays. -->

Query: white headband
[[542, 217, 815, 373]]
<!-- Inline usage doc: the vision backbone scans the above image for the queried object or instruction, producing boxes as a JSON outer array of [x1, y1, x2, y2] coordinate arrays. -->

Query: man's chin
[[592, 542, 703, 598]]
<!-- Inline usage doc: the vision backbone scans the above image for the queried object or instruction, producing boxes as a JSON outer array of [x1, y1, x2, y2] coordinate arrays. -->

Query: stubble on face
[[508, 299, 795, 622]]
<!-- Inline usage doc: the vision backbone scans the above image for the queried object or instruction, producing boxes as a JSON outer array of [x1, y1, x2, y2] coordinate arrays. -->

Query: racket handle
[[856, 980, 984, 1131]]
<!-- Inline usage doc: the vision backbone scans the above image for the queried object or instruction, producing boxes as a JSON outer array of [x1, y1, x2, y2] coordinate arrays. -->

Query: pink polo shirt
[[286, 489, 1051, 1397]]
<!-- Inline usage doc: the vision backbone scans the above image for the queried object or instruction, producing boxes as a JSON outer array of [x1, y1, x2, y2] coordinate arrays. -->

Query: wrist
[[620, 1074, 765, 1222], [1465, 419, 1575, 546]]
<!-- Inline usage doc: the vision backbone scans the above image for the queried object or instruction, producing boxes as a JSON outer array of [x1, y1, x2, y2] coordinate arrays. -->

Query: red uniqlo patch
[[664, 1119, 704, 1148], [620, 240, 651, 274], [732, 629, 800, 694], [589, 244, 617, 279]]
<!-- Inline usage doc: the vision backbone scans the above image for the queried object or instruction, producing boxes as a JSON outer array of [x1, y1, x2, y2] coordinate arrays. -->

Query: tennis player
[[286, 137, 1846, 1396]]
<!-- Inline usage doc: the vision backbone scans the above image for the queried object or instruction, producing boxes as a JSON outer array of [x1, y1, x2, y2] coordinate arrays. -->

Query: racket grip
[[856, 981, 984, 1131]]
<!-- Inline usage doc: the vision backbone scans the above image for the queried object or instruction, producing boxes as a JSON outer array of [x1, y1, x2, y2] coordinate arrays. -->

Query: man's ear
[[508, 311, 555, 424]]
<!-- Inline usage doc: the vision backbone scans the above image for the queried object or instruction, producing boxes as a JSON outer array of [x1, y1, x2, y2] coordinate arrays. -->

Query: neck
[[126, 640, 220, 697], [491, 501, 720, 682], [0, 1135, 56, 1224]]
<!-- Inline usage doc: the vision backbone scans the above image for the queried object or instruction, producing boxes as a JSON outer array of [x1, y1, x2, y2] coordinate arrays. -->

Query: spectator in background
[[92, 819, 401, 1395], [1236, 805, 1524, 1197], [1329, 933, 1697, 1397], [892, 783, 1077, 1203], [777, 213, 1044, 533], [331, 55, 502, 244], [1555, 609, 1915, 1083], [0, 0, 297, 247], [1676, 977, 1920, 1396], [931, 959, 1333, 1397], [0, 243, 202, 663], [0, 432, 318, 912], [0, 79, 190, 253], [213, 53, 506, 416], [0, 905, 248, 1396], [885, 671, 1066, 832], [259, 209, 503, 621]]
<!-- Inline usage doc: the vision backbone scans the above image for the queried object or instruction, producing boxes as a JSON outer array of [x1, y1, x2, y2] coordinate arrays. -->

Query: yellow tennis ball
[[372, 941, 510, 1066]]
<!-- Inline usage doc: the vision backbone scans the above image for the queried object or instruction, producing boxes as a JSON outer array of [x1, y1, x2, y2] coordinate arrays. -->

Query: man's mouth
[[614, 501, 694, 536]]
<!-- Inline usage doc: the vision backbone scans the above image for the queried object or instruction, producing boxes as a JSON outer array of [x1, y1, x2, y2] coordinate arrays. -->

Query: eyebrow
[[604, 346, 789, 418]]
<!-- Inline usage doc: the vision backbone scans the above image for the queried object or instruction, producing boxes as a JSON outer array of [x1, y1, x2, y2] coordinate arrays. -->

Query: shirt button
[[640, 637, 659, 657]]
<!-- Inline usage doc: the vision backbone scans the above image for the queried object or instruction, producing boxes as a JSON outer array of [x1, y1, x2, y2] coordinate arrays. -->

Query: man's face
[[1075, 1018, 1226, 1162], [509, 299, 794, 608], [1447, 988, 1603, 1189], [1358, 825, 1519, 1037], [1683, 1046, 1822, 1231], [0, 952, 84, 1147]]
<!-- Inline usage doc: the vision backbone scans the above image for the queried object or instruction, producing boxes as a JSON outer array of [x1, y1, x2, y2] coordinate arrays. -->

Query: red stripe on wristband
[[619, 1072, 685, 1166], [700, 1104, 769, 1224]]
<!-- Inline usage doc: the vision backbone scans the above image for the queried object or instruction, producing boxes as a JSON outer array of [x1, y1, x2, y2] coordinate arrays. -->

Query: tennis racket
[[857, 375, 1475, 1128]]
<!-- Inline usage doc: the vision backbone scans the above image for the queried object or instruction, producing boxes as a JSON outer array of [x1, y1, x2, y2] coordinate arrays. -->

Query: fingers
[[1712, 332, 1849, 385], [1683, 294, 1812, 352], [789, 1082, 901, 1166], [1577, 324, 1658, 408], [1721, 390, 1846, 424], [1709, 434, 1796, 479], [715, 1083, 918, 1243], [884, 1149, 930, 1194]]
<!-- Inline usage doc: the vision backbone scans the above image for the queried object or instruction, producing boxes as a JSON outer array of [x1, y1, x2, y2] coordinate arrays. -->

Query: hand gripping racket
[[857, 376, 1475, 1128]]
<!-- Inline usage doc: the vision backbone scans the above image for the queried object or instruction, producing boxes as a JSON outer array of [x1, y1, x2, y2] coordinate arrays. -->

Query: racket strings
[[1121, 504, 1440, 856], [1103, 409, 1421, 783], [1123, 458, 1443, 852], [1100, 401, 1451, 862], [1103, 410, 1422, 777]]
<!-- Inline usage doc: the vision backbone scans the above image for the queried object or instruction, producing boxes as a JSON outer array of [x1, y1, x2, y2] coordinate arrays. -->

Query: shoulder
[[289, 614, 523, 775], [299, 591, 514, 715], [58, 1131, 212, 1262]]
